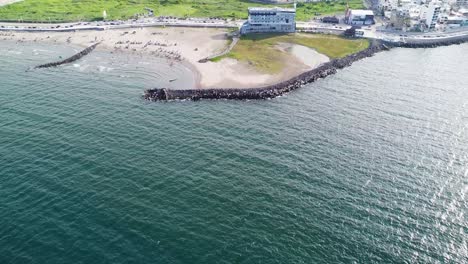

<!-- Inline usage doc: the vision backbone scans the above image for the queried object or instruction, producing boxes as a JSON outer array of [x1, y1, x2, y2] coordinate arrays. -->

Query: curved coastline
[[144, 35, 468, 101], [144, 40, 386, 101]]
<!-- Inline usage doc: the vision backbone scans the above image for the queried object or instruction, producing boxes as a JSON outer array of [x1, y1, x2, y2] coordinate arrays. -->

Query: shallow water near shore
[[0, 41, 196, 89], [281, 42, 330, 68], [1, 42, 467, 263]]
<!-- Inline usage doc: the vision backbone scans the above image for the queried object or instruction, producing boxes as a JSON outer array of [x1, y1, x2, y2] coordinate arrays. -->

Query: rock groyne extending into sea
[[34, 42, 100, 69], [144, 33, 468, 102], [144, 40, 388, 101]]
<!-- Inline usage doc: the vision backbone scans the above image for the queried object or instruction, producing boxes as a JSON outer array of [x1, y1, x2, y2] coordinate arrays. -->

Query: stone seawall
[[34, 42, 100, 69], [144, 33, 468, 102], [384, 33, 468, 48], [144, 41, 388, 101]]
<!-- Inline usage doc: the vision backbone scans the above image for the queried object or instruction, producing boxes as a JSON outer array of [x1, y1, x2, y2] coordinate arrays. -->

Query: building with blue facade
[[240, 7, 296, 34]]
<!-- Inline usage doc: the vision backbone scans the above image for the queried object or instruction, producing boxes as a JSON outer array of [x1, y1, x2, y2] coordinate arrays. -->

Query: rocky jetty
[[385, 33, 468, 48], [34, 42, 100, 69], [144, 40, 388, 101], [387, 38, 467, 48]]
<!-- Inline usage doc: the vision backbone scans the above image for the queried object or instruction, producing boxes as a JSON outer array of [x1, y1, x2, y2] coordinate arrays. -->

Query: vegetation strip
[[210, 33, 369, 74], [0, 0, 364, 22]]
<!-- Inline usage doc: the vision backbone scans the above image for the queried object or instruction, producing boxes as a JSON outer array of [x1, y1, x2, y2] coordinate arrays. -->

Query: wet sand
[[1, 27, 329, 89], [278, 43, 330, 68]]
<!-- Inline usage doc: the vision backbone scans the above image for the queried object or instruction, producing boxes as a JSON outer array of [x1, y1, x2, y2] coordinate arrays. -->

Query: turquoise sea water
[[0, 42, 467, 263]]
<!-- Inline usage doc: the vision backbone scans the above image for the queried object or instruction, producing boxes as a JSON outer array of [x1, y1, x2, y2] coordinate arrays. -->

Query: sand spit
[[144, 41, 388, 101]]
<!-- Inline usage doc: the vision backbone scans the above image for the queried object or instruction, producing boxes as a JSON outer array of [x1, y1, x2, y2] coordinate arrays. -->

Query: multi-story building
[[456, 0, 468, 7], [458, 8, 468, 16], [446, 15, 468, 26], [425, 3, 441, 29], [240, 7, 296, 34], [378, 0, 465, 30], [345, 9, 375, 25]]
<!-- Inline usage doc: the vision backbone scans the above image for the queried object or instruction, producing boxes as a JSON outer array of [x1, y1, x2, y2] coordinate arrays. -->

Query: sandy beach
[[0, 27, 329, 88]]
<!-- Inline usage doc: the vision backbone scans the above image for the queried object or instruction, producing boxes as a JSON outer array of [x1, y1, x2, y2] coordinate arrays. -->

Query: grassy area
[[0, 0, 157, 22], [0, 0, 276, 22], [296, 0, 365, 21], [213, 33, 369, 74], [0, 0, 364, 22]]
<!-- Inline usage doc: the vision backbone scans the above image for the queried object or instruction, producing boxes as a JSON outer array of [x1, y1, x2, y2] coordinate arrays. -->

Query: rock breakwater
[[384, 34, 468, 48], [34, 42, 100, 69], [144, 41, 387, 101]]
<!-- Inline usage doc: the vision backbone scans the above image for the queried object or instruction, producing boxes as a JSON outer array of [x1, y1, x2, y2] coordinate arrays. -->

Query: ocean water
[[0, 41, 467, 263]]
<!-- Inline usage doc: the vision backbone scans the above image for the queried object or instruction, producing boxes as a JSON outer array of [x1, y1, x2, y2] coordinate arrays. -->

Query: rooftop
[[447, 16, 467, 21], [349, 9, 374, 16], [248, 7, 296, 13]]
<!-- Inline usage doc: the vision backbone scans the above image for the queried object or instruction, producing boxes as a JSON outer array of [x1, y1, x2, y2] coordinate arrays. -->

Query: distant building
[[459, 8, 468, 16], [425, 4, 441, 30], [345, 10, 375, 25], [457, 0, 468, 8], [446, 16, 468, 27], [240, 7, 296, 34], [390, 10, 410, 30]]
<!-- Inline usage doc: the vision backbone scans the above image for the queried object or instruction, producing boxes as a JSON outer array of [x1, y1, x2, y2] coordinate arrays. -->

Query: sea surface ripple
[[0, 42, 467, 263]]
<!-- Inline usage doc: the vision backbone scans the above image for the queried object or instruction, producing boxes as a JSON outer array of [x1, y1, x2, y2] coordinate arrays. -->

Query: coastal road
[[0, 17, 241, 32], [1, 17, 467, 45]]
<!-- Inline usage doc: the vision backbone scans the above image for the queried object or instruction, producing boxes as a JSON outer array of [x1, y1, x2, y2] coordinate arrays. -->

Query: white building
[[378, 0, 396, 12], [425, 3, 441, 29], [378, 0, 422, 12], [240, 7, 296, 34], [395, 4, 423, 18], [446, 15, 468, 26], [345, 10, 375, 25], [408, 4, 423, 18], [456, 0, 468, 7], [458, 8, 468, 15]]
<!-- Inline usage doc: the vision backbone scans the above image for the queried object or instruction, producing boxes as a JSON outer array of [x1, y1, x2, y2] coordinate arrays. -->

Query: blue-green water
[[1, 42, 467, 263]]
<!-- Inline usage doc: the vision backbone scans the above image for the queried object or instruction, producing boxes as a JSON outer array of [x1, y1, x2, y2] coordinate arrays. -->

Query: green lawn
[[296, 0, 365, 21], [0, 0, 364, 22], [214, 33, 369, 74]]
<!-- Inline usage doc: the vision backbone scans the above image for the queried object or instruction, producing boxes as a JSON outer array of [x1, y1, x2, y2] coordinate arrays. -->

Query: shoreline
[[0, 27, 325, 89], [144, 37, 468, 101], [383, 35, 468, 48], [144, 41, 387, 101], [2, 24, 467, 101]]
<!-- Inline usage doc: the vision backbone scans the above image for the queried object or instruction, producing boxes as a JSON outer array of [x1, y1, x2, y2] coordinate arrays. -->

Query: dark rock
[[34, 42, 100, 69], [143, 35, 468, 102]]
